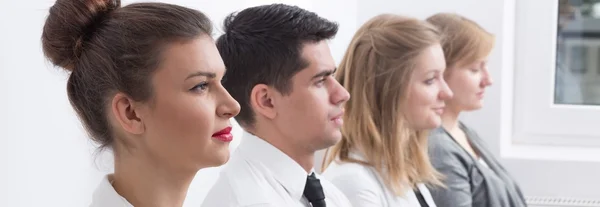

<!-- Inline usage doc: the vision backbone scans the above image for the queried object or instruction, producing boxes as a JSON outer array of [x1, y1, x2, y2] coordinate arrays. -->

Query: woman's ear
[[110, 92, 145, 135]]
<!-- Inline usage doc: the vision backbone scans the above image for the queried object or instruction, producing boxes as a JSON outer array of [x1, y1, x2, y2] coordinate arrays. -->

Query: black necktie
[[303, 172, 326, 207], [414, 189, 429, 207]]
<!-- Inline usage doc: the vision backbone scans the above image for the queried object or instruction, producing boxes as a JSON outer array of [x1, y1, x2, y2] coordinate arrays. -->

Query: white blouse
[[322, 154, 437, 207], [89, 175, 133, 207]]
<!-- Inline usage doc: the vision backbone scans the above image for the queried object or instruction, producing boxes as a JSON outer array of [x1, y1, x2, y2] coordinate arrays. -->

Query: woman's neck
[[441, 106, 461, 133], [441, 106, 480, 158], [112, 150, 196, 207]]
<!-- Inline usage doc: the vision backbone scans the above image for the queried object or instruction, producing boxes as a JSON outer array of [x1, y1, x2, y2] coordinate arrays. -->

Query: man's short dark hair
[[217, 4, 338, 127]]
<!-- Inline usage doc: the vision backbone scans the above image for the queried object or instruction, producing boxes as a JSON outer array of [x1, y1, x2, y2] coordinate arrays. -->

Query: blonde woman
[[426, 13, 527, 207], [321, 14, 453, 207]]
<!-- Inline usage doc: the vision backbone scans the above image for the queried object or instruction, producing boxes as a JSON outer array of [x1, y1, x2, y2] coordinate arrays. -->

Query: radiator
[[527, 196, 600, 207]]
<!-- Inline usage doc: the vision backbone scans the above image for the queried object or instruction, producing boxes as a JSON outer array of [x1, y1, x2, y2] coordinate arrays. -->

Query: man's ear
[[249, 84, 277, 120], [110, 92, 146, 135]]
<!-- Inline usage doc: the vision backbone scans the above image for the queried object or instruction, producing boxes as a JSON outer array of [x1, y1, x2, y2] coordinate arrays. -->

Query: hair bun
[[41, 0, 121, 71]]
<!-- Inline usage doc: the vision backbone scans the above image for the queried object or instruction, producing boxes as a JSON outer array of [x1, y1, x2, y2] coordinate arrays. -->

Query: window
[[556, 0, 600, 105], [513, 0, 600, 148]]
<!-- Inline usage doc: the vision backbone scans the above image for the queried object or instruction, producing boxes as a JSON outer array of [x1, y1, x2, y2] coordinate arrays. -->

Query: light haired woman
[[321, 14, 453, 207], [426, 13, 527, 207]]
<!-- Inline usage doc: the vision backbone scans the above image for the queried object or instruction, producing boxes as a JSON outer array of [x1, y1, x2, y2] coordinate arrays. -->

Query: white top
[[322, 153, 437, 207], [89, 175, 133, 207], [201, 132, 352, 207]]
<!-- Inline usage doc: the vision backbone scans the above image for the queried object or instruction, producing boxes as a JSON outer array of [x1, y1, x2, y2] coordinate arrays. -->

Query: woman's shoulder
[[322, 160, 387, 204], [427, 127, 473, 166], [458, 122, 486, 143], [428, 127, 459, 151], [323, 159, 385, 189], [323, 160, 375, 180]]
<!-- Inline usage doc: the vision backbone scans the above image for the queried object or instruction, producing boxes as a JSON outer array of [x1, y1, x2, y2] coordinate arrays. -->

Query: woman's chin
[[205, 147, 231, 168]]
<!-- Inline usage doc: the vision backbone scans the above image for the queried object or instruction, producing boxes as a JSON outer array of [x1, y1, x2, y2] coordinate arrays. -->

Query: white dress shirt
[[201, 132, 352, 207], [322, 153, 437, 207], [89, 175, 133, 207]]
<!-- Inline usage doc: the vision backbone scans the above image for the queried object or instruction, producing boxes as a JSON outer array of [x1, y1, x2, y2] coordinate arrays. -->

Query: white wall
[[1, 0, 598, 206]]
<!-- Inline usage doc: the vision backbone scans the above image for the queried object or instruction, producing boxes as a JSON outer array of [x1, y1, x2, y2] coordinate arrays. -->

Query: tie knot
[[303, 173, 326, 207]]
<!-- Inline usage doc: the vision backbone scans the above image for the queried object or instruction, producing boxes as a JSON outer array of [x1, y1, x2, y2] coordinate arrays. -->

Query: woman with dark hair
[[41, 0, 240, 206]]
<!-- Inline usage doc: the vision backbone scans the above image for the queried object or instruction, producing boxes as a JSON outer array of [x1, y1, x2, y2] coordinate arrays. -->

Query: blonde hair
[[426, 13, 495, 69], [322, 14, 443, 195]]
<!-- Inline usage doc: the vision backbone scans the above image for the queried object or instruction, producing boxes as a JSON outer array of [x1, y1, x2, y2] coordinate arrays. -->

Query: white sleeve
[[327, 170, 384, 207]]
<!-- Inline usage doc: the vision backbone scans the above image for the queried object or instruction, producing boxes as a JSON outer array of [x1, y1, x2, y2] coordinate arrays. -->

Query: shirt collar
[[348, 151, 367, 162], [237, 131, 311, 201], [90, 175, 133, 207]]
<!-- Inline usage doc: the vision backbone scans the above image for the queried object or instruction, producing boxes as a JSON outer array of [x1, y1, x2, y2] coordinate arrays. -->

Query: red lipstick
[[212, 126, 233, 142]]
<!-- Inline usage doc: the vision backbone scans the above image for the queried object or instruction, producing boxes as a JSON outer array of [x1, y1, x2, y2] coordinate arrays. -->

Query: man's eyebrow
[[311, 68, 337, 79]]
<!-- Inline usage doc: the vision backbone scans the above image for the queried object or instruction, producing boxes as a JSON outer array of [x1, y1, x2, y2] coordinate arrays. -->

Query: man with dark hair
[[201, 4, 351, 207]]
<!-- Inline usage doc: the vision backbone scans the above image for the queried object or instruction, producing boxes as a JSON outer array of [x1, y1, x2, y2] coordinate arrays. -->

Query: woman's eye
[[424, 78, 435, 85], [191, 82, 209, 92]]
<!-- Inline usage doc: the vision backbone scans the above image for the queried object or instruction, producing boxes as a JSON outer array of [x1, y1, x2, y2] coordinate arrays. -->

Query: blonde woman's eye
[[424, 78, 435, 85]]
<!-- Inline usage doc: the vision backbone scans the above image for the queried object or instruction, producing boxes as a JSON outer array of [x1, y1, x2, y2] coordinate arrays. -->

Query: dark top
[[427, 122, 528, 207]]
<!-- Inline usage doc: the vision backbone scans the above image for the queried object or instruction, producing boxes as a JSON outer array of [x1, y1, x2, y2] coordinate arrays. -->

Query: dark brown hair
[[216, 4, 338, 128], [41, 0, 213, 149]]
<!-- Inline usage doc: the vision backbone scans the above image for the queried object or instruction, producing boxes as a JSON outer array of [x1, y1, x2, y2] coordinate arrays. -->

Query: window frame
[[513, 0, 600, 149]]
